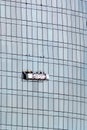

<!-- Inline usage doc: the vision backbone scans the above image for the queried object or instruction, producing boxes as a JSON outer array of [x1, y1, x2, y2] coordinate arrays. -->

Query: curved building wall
[[0, 0, 87, 130]]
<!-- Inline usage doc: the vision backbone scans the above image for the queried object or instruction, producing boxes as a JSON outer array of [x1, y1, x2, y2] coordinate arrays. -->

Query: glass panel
[[0, 0, 87, 130]]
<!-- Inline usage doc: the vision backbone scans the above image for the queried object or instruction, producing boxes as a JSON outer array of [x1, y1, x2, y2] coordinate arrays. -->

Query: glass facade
[[0, 0, 87, 130]]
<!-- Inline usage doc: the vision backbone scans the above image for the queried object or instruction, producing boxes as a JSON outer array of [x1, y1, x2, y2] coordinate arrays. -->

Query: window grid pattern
[[0, 0, 87, 130]]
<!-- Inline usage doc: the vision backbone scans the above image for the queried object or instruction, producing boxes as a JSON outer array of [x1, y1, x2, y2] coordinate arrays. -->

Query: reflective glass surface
[[0, 0, 87, 130]]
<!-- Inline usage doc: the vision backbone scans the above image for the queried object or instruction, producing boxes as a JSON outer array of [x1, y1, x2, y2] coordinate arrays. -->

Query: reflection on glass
[[0, 0, 87, 130]]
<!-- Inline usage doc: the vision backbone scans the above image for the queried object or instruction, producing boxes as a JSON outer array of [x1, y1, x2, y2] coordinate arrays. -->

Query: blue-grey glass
[[0, 0, 87, 130]]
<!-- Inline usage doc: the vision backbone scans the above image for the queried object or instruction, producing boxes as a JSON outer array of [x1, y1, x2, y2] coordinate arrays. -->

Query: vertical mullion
[[57, 0, 60, 129], [70, 0, 73, 130], [5, 0, 8, 129], [83, 4, 86, 130], [82, 3, 86, 130], [72, 1, 76, 130], [10, 0, 13, 130], [65, 0, 68, 129], [40, 0, 44, 129], [51, 0, 54, 130], [61, 0, 65, 130], [66, 0, 69, 129], [81, 1, 85, 130], [0, 1, 2, 130], [20, 0, 23, 130], [75, 1, 78, 130], [71, 10, 73, 130], [46, 0, 50, 129], [67, 0, 72, 130], [15, 1, 18, 130], [80, 2, 83, 130], [36, 0, 39, 129], [42, 4, 44, 130], [31, 1, 34, 129], [26, 0, 28, 130]]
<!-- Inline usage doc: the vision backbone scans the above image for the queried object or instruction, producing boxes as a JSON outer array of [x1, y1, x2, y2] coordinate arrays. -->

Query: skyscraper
[[0, 0, 87, 130]]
